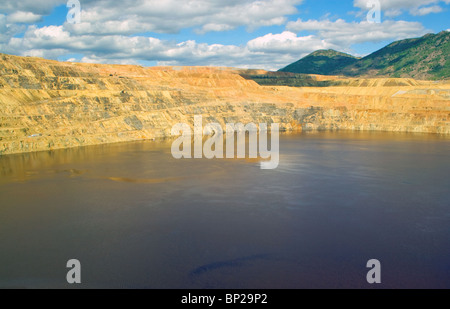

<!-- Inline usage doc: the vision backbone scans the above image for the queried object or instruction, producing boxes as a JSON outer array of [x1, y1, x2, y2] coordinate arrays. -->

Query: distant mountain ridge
[[279, 50, 359, 76], [280, 31, 450, 80]]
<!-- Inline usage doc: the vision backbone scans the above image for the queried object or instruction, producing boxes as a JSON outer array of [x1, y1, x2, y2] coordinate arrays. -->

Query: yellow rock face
[[0, 53, 449, 155]]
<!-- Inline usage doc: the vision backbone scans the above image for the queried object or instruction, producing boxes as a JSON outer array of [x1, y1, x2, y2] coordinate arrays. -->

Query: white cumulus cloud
[[286, 18, 428, 48], [61, 0, 303, 35], [1, 25, 337, 70], [0, 0, 65, 15], [353, 0, 450, 17], [247, 31, 336, 53], [410, 5, 443, 16], [6, 11, 42, 23], [0, 0, 443, 71]]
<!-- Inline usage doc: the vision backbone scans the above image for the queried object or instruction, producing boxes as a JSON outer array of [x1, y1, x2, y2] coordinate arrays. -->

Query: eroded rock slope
[[1, 54, 449, 155]]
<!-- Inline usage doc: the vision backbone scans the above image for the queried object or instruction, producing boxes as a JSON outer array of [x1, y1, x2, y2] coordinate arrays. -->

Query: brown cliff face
[[0, 53, 449, 155]]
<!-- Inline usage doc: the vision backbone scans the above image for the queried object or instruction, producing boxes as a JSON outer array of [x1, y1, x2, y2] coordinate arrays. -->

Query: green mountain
[[280, 31, 450, 80], [279, 49, 359, 75]]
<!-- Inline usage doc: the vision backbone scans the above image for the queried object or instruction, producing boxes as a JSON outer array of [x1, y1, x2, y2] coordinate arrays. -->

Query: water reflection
[[0, 131, 449, 288]]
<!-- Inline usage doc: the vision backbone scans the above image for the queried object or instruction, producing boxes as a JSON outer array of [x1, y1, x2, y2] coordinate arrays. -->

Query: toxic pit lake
[[0, 131, 449, 289]]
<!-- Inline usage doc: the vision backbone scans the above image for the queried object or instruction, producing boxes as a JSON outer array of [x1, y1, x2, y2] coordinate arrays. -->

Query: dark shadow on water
[[189, 254, 271, 277]]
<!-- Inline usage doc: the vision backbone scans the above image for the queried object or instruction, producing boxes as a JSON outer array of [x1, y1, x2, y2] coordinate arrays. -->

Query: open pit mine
[[1, 53, 449, 155]]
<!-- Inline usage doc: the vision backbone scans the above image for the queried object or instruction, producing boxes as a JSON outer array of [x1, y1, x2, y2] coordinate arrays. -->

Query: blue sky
[[0, 0, 449, 70]]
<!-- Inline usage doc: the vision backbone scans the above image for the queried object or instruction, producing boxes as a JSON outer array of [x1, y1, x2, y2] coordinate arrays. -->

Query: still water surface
[[0, 131, 449, 288]]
